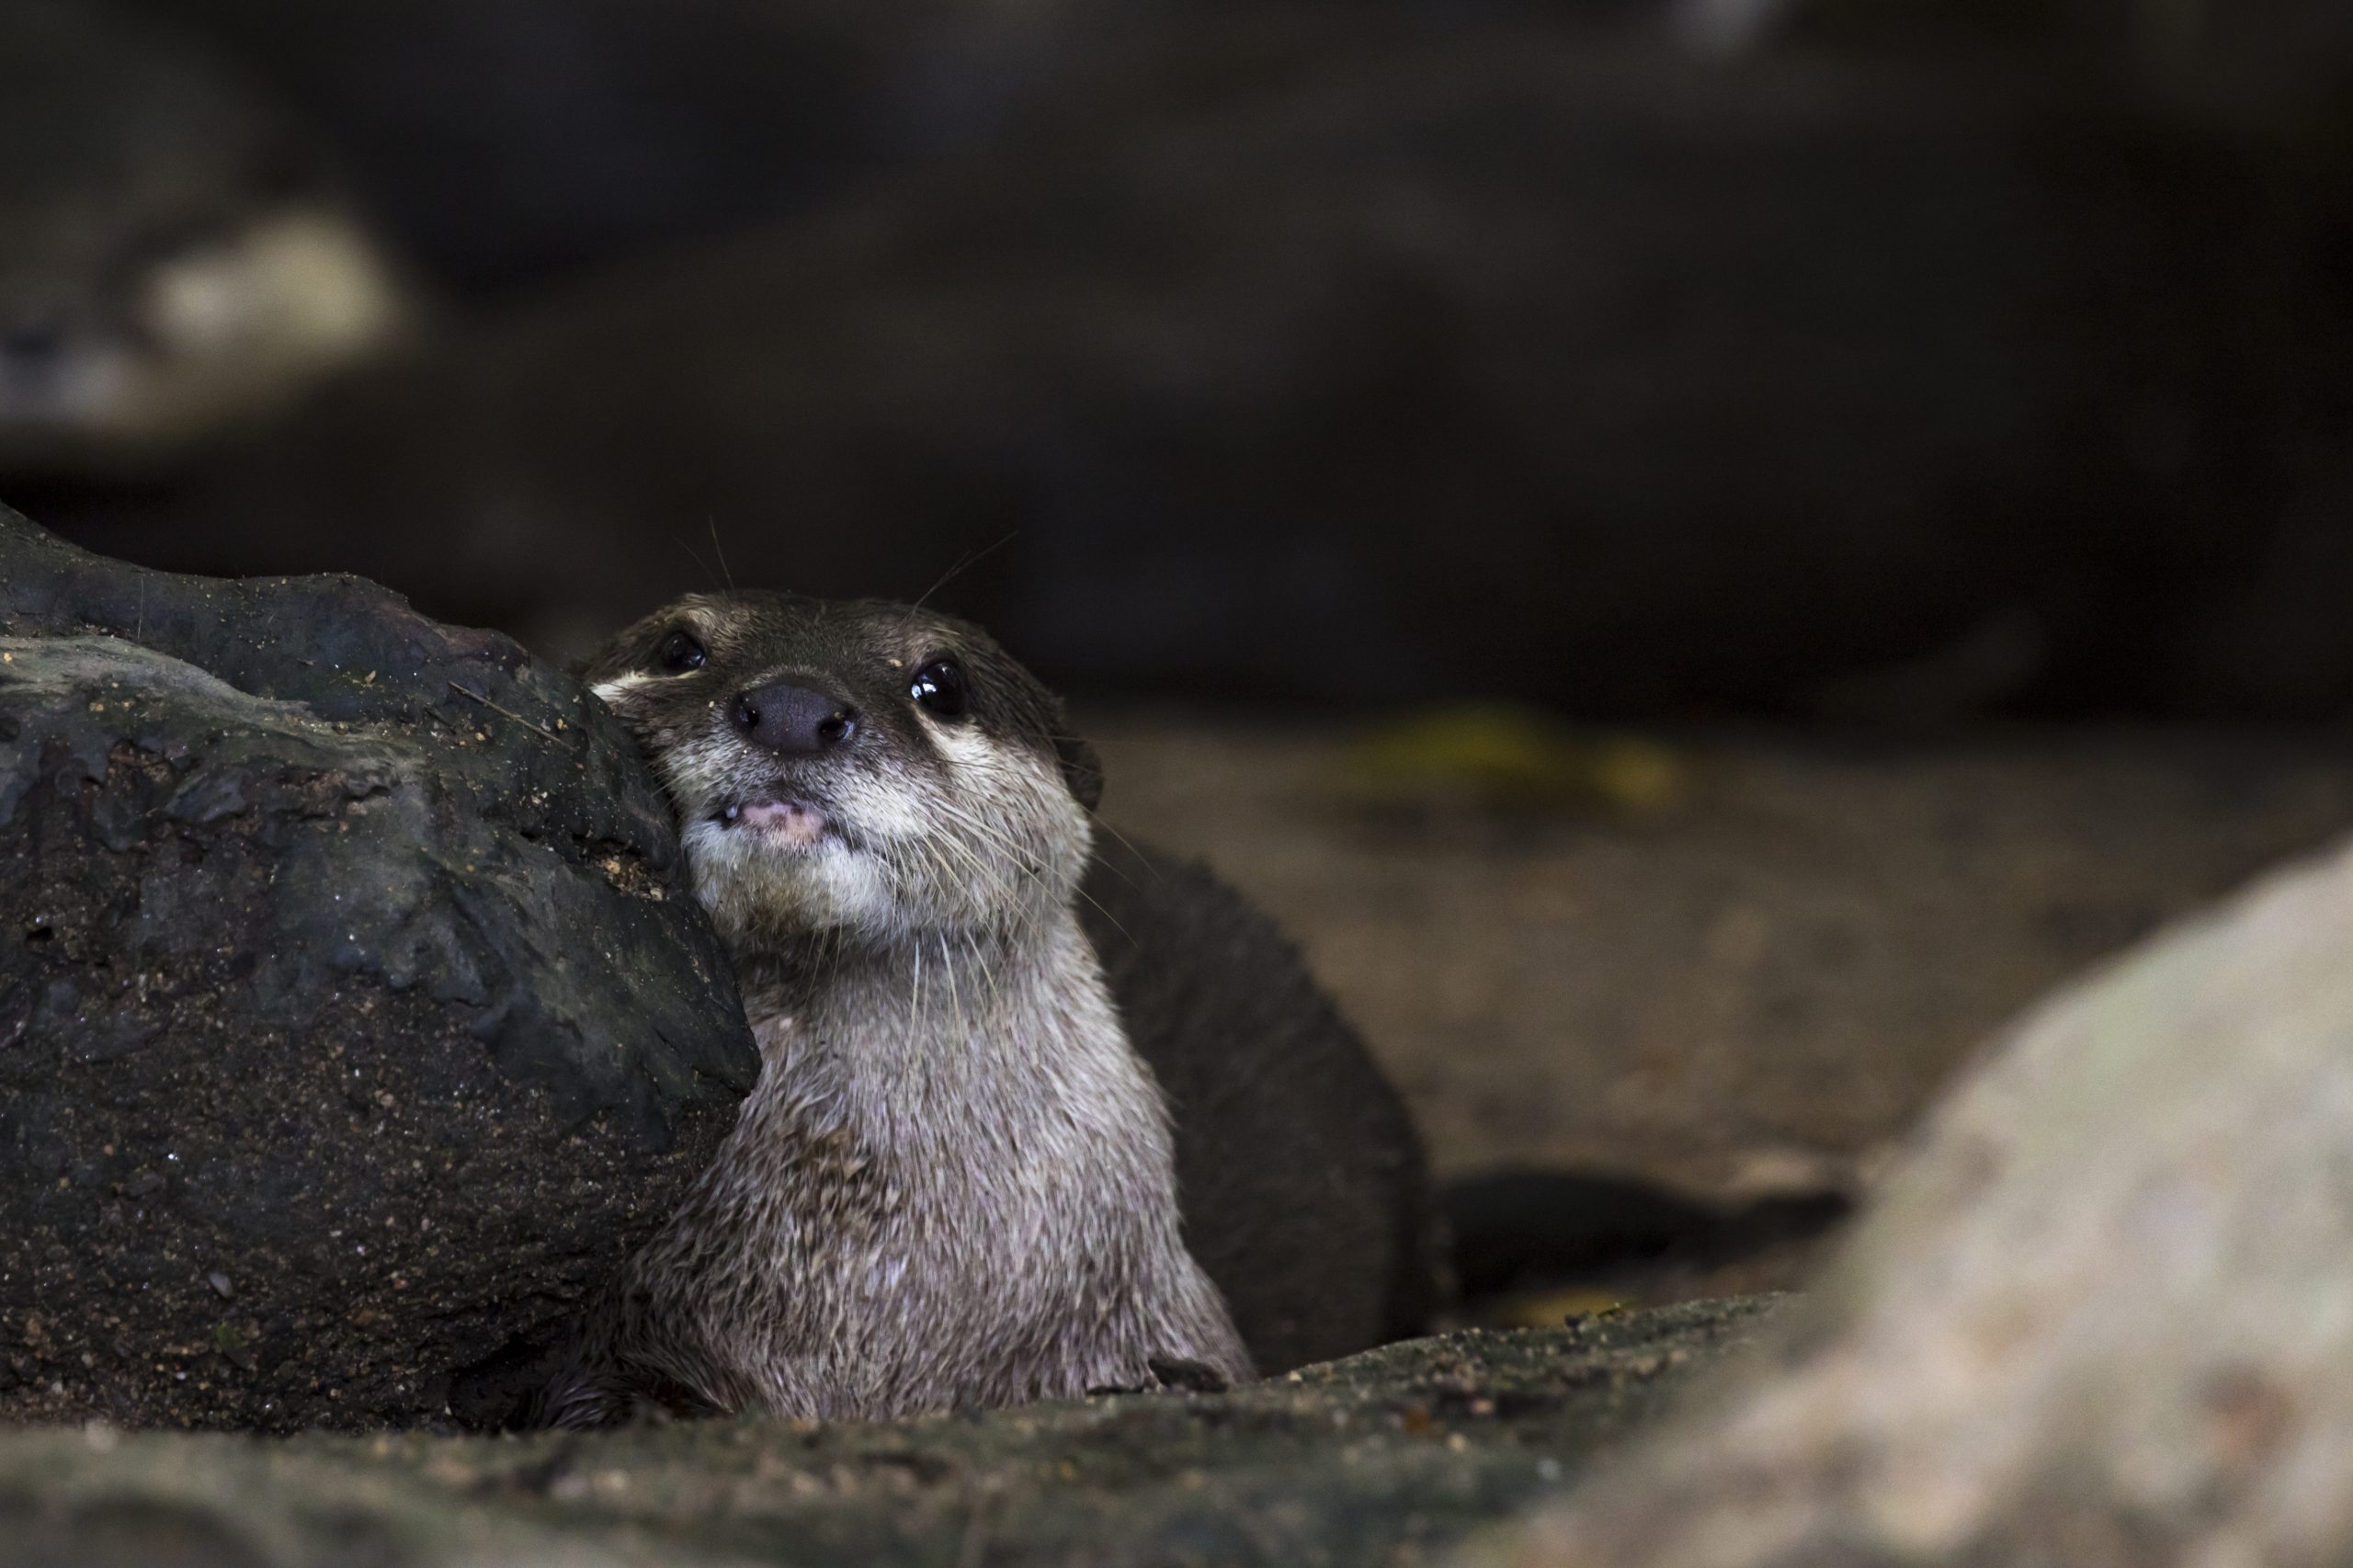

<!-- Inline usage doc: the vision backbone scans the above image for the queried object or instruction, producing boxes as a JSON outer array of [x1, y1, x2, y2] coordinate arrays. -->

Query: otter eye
[[910, 657, 969, 718], [655, 629, 707, 674]]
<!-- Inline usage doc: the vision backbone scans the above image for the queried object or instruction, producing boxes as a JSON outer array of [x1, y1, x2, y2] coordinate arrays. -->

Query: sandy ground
[[1091, 717, 2353, 1212]]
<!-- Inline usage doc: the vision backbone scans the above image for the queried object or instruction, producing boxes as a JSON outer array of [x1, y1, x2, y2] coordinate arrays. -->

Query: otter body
[[550, 592, 1247, 1424]]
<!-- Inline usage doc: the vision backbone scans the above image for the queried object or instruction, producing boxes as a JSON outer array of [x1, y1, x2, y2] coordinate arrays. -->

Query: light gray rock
[[1467, 830, 2353, 1567]]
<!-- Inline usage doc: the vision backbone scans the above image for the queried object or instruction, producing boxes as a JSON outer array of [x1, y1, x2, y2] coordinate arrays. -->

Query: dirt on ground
[[0, 1300, 1780, 1568], [1091, 714, 2353, 1300]]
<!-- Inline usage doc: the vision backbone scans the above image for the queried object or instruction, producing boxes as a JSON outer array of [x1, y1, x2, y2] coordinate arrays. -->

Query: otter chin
[[551, 591, 1249, 1425]]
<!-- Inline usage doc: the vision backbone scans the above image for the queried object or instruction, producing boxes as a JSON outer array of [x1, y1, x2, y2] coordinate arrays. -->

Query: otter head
[[584, 592, 1104, 955], [0, 0, 418, 480]]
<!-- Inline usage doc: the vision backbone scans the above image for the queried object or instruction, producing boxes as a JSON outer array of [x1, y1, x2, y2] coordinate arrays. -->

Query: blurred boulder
[[0, 0, 419, 484], [110, 0, 1491, 299], [0, 507, 758, 1431], [1703, 0, 2353, 124], [1463, 827, 2353, 1568], [107, 0, 1073, 297], [52, 26, 2353, 716]]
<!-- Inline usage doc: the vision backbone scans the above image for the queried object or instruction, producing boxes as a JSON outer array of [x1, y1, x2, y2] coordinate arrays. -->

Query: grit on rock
[[0, 1300, 1777, 1567], [0, 508, 758, 1431]]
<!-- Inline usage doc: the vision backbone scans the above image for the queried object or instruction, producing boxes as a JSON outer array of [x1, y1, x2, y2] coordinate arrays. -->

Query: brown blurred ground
[[1092, 718, 2353, 1208]]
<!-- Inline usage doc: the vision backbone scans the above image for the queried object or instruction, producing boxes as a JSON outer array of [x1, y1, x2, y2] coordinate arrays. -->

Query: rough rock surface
[[0, 508, 758, 1432], [0, 1300, 1776, 1567], [1471, 829, 2353, 1567]]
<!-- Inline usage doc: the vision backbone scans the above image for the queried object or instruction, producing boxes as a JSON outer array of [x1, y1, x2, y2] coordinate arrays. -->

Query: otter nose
[[732, 681, 858, 755]]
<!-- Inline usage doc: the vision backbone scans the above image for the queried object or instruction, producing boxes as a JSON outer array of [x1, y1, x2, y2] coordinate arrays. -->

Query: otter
[[0, 0, 417, 482], [546, 591, 1251, 1424]]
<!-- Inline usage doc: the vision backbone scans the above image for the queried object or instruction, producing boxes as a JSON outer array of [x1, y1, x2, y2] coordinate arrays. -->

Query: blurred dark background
[[8, 0, 2353, 718], [9, 0, 2353, 1313]]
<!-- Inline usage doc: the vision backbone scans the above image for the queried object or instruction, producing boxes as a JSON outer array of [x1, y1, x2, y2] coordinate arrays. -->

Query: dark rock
[[107, 0, 1082, 299], [1084, 840, 1446, 1373], [0, 1301, 1782, 1567], [1757, 0, 2353, 130], [0, 507, 758, 1432], [108, 0, 1510, 301]]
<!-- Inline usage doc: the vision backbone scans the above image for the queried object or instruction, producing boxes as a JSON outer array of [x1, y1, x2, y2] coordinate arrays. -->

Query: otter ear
[[1055, 733, 1104, 812]]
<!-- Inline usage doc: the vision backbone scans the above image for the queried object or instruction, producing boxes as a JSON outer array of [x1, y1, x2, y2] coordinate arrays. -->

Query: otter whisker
[[920, 813, 1024, 913], [707, 517, 737, 593], [907, 801, 1057, 947], [936, 793, 1134, 950], [927, 795, 1053, 879], [910, 531, 1018, 613], [963, 930, 1006, 1026], [554, 588, 1251, 1426], [1083, 818, 1157, 886], [939, 932, 968, 1052], [910, 938, 925, 1031]]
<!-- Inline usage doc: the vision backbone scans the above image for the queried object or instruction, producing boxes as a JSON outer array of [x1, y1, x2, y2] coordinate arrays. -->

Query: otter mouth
[[714, 797, 832, 850]]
